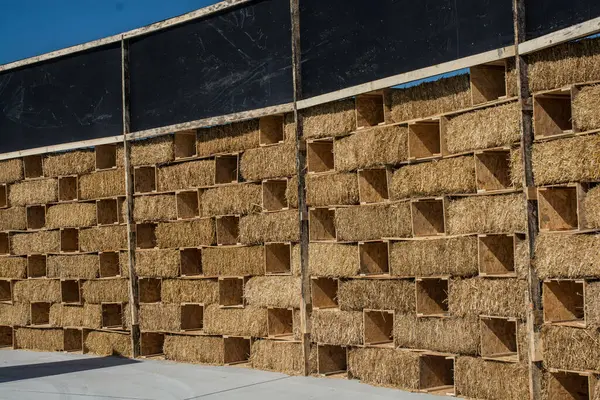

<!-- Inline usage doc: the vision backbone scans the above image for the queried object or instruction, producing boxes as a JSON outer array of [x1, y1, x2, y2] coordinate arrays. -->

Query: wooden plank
[[519, 15, 600, 55]]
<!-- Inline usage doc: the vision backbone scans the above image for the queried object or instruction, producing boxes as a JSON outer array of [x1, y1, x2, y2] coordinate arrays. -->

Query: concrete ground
[[0, 350, 440, 400]]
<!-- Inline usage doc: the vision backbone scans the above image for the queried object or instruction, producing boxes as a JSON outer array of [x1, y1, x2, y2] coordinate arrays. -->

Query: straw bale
[[311, 309, 363, 346], [394, 314, 479, 355], [506, 58, 519, 98], [285, 176, 298, 209], [585, 281, 600, 329], [510, 147, 524, 188], [575, 85, 600, 132], [202, 246, 264, 276], [164, 335, 223, 364], [199, 184, 261, 217], [542, 325, 600, 372], [139, 303, 180, 332], [135, 249, 180, 278], [0, 256, 26, 279], [132, 194, 176, 222], [584, 185, 600, 229], [449, 278, 527, 319], [301, 99, 356, 139], [43, 149, 95, 177], [203, 304, 267, 337], [157, 160, 214, 192], [0, 159, 23, 184], [47, 254, 99, 279], [334, 125, 408, 172], [335, 202, 412, 241], [528, 37, 600, 93], [445, 102, 521, 154], [197, 120, 259, 157], [290, 244, 300, 276], [130, 135, 174, 166], [0, 303, 29, 325], [0, 207, 26, 231], [455, 356, 529, 400], [532, 135, 600, 185], [338, 280, 414, 312], [15, 327, 63, 352], [240, 144, 296, 181], [306, 173, 359, 207], [84, 331, 131, 357], [49, 304, 101, 329], [11, 230, 60, 255], [155, 218, 215, 248], [79, 225, 127, 252], [81, 279, 129, 303], [308, 243, 359, 277], [251, 340, 304, 375], [46, 203, 96, 228], [13, 279, 61, 303], [348, 347, 420, 390], [390, 236, 478, 277], [446, 193, 527, 235], [388, 74, 471, 123], [79, 169, 125, 200], [284, 113, 296, 143], [390, 157, 476, 200], [239, 210, 299, 244], [245, 276, 300, 308], [9, 178, 57, 206], [534, 233, 600, 279], [119, 251, 130, 278], [514, 236, 530, 280], [161, 279, 218, 304]]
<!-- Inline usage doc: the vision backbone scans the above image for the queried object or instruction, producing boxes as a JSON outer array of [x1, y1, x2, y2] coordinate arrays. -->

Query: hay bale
[[390, 157, 476, 200], [84, 330, 131, 357], [0, 159, 23, 184], [455, 356, 529, 400], [164, 334, 223, 364], [157, 160, 214, 192], [532, 135, 600, 185], [515, 236, 530, 280], [542, 325, 600, 372], [528, 37, 600, 93], [446, 193, 527, 235], [0, 256, 26, 279], [79, 169, 125, 200], [132, 194, 177, 222], [130, 135, 174, 166], [534, 233, 600, 279], [584, 185, 600, 229], [0, 303, 29, 325], [81, 279, 129, 303], [135, 249, 180, 278], [251, 340, 304, 375], [389, 74, 471, 123], [389, 236, 478, 277], [197, 120, 260, 157], [202, 246, 264, 276], [13, 279, 61, 302], [334, 125, 408, 172], [161, 279, 218, 303], [506, 58, 519, 98], [239, 210, 299, 244], [47, 254, 99, 279], [308, 243, 359, 277], [203, 304, 267, 337], [335, 203, 412, 241], [155, 218, 215, 248], [574, 85, 600, 131], [139, 303, 180, 332], [284, 113, 296, 143], [394, 314, 479, 355], [510, 147, 524, 188], [0, 207, 26, 231], [199, 184, 261, 217], [46, 203, 96, 228], [449, 278, 527, 319], [9, 179, 57, 206], [301, 99, 356, 139], [285, 176, 298, 209], [15, 327, 63, 352], [49, 303, 101, 329], [585, 281, 600, 329], [240, 144, 296, 181], [306, 173, 359, 207], [338, 280, 414, 312], [79, 225, 127, 252], [445, 102, 521, 154], [43, 149, 95, 177], [11, 230, 60, 255], [311, 309, 363, 346], [245, 276, 300, 308], [348, 347, 420, 390]]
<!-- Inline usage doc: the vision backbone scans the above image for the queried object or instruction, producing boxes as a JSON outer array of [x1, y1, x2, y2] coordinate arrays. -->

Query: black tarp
[[526, 0, 600, 40]]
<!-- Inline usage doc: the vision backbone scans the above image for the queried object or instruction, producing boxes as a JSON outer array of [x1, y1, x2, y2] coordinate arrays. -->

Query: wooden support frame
[[311, 277, 338, 310], [99, 251, 121, 277], [60, 228, 79, 253], [480, 316, 519, 362], [214, 154, 239, 185], [138, 278, 161, 304], [0, 185, 6, 209], [267, 307, 294, 340], [533, 88, 574, 139], [101, 302, 124, 330], [218, 277, 245, 308], [180, 303, 204, 332], [176, 190, 199, 220], [547, 369, 597, 400], [363, 309, 394, 347], [97, 198, 119, 225], [63, 328, 83, 352], [419, 354, 456, 396], [136, 223, 156, 249], [317, 344, 348, 376], [262, 179, 289, 211], [306, 139, 334, 174], [478, 233, 524, 277], [26, 205, 46, 230], [134, 166, 157, 194], [30, 302, 51, 325], [0, 326, 13, 348], [174, 130, 197, 159], [0, 280, 13, 304], [23, 155, 43, 179], [259, 115, 285, 146], [215, 215, 240, 246], [27, 255, 47, 278], [470, 61, 508, 105], [0, 233, 8, 255], [410, 198, 446, 237], [61, 279, 82, 304], [264, 242, 292, 275], [140, 332, 165, 357], [358, 168, 390, 204], [58, 176, 78, 202], [416, 277, 450, 317], [474, 149, 513, 193], [308, 207, 336, 242], [355, 92, 385, 129], [408, 119, 446, 161], [222, 336, 251, 365], [542, 279, 586, 328], [179, 248, 202, 277], [95, 144, 118, 170], [538, 184, 587, 232], [358, 241, 390, 276]]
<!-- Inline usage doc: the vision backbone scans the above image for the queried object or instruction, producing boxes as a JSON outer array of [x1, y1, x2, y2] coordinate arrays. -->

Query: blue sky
[[0, 0, 220, 65]]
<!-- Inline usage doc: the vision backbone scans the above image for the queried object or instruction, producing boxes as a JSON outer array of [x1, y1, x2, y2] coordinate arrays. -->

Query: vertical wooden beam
[[513, 2, 543, 399], [289, 0, 311, 376], [121, 36, 140, 358]]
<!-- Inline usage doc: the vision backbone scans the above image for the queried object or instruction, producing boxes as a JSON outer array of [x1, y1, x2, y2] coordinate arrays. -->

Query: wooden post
[[513, 2, 543, 399], [289, 0, 311, 376], [121, 36, 141, 358]]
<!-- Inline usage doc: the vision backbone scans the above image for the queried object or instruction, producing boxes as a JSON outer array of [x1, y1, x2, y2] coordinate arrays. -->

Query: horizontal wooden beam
[[0, 135, 124, 161], [519, 15, 600, 55]]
